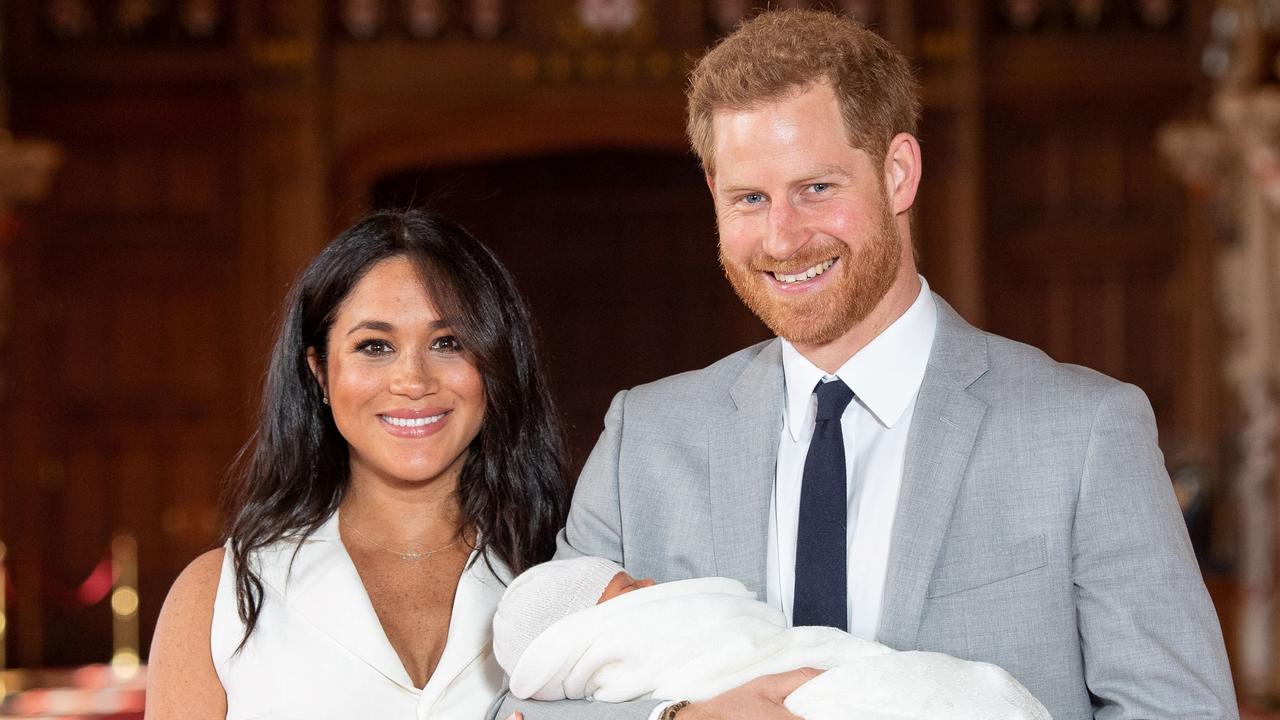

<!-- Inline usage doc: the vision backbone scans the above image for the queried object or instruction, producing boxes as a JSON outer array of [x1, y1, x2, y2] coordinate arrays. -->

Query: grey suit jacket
[[497, 295, 1237, 720]]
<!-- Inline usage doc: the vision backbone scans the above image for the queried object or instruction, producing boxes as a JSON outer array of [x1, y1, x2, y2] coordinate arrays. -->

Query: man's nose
[[762, 200, 806, 261]]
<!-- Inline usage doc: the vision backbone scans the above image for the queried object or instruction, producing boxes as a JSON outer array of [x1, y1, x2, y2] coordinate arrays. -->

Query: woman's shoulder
[[178, 547, 227, 591], [145, 548, 228, 719], [158, 548, 226, 636], [152, 548, 227, 655]]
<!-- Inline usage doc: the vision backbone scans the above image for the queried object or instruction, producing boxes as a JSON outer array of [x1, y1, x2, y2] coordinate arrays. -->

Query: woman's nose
[[389, 354, 436, 398]]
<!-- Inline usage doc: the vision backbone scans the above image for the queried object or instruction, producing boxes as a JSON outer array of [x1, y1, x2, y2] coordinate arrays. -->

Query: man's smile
[[768, 258, 837, 285]]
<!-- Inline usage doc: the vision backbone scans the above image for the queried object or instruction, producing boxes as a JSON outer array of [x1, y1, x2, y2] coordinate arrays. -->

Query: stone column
[[1159, 0, 1280, 700]]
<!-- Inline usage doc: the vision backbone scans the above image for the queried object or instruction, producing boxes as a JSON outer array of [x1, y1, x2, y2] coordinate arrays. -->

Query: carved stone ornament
[[1138, 0, 1176, 28], [840, 0, 879, 24], [1160, 0, 1280, 703], [405, 0, 449, 39], [576, 0, 642, 36], [340, 0, 384, 40], [467, 0, 506, 40], [1070, 0, 1106, 29], [114, 0, 163, 38], [1002, 0, 1046, 30], [710, 0, 751, 34], [178, 0, 225, 39], [45, 0, 96, 40]]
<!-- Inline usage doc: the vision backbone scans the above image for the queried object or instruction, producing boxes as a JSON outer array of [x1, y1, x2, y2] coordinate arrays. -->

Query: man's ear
[[306, 347, 327, 398], [884, 132, 922, 215], [705, 171, 716, 196]]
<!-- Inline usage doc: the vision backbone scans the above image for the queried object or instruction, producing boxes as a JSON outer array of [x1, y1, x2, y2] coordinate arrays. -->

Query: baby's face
[[597, 571, 656, 604]]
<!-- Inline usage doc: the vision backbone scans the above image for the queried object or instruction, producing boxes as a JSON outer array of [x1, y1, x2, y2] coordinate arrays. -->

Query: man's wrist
[[659, 700, 691, 719]]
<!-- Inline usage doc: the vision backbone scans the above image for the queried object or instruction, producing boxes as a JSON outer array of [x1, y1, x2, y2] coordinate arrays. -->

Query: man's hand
[[678, 668, 821, 720]]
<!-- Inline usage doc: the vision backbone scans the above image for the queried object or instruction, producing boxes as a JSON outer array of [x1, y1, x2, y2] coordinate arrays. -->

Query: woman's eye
[[431, 335, 462, 353], [355, 339, 393, 355]]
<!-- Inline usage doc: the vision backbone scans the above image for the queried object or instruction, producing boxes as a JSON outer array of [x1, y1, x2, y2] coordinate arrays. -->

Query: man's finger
[[505, 713, 523, 720], [757, 666, 823, 702]]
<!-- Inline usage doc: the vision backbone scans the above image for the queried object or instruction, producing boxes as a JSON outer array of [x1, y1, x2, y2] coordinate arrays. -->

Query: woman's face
[[309, 256, 485, 489]]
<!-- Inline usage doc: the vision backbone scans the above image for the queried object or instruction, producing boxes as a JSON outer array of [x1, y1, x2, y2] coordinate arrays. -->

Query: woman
[[146, 209, 569, 718]]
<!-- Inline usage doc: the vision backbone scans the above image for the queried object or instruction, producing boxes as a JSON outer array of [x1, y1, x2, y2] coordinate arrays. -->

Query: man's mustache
[[744, 245, 847, 274]]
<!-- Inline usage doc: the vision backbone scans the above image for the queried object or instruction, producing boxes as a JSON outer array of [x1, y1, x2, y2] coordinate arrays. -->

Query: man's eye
[[431, 335, 462, 352], [810, 183, 830, 193], [356, 339, 393, 355], [741, 193, 766, 205]]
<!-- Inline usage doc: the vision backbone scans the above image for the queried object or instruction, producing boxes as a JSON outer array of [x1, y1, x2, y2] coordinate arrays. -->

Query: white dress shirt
[[766, 277, 937, 640]]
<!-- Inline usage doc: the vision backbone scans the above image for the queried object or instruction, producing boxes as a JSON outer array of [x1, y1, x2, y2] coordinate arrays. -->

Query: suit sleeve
[[1073, 382, 1238, 719], [554, 389, 629, 564], [490, 390, 666, 720]]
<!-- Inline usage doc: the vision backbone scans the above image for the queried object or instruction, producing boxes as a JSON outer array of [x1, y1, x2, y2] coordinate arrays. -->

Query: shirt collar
[[781, 276, 938, 441]]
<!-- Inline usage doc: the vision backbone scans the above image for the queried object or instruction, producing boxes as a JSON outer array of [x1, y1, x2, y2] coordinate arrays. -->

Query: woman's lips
[[378, 409, 450, 438]]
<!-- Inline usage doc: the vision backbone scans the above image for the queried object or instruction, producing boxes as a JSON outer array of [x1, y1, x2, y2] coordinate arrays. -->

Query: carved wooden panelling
[[40, 0, 233, 44], [984, 109, 1190, 407], [3, 105, 246, 663]]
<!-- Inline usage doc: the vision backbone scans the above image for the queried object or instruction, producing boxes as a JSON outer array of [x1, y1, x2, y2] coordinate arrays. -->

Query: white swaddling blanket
[[507, 577, 1051, 720]]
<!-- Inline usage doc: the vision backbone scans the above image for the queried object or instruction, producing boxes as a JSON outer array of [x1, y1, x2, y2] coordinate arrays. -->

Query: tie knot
[[813, 378, 854, 421]]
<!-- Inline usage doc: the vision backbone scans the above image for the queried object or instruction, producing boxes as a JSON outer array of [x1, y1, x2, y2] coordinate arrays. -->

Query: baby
[[492, 557, 1051, 720]]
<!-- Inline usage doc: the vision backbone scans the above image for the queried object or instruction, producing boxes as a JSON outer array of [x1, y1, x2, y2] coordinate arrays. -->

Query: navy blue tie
[[793, 378, 854, 630]]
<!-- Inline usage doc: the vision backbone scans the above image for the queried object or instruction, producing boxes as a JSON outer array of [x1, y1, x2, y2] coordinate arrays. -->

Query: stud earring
[[322, 396, 330, 405]]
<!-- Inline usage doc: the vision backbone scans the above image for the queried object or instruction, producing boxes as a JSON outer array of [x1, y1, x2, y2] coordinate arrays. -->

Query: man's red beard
[[719, 193, 901, 346]]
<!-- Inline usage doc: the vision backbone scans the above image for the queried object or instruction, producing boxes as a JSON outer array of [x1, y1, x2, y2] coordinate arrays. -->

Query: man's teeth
[[381, 414, 445, 427], [772, 259, 835, 284]]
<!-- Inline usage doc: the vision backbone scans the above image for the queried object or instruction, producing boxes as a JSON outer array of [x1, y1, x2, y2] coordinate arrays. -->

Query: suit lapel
[[877, 297, 989, 650], [709, 339, 784, 597]]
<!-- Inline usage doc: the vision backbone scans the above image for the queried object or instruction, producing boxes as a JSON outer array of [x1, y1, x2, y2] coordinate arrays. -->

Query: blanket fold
[[507, 577, 1050, 720]]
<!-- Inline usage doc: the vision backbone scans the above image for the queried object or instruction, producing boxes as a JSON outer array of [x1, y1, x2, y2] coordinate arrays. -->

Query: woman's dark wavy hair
[[224, 208, 569, 641]]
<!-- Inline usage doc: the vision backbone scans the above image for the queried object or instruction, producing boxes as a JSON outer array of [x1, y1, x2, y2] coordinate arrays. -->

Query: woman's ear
[[306, 348, 328, 402]]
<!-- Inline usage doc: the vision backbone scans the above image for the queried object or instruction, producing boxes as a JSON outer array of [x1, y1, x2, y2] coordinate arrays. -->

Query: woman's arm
[[144, 548, 228, 720]]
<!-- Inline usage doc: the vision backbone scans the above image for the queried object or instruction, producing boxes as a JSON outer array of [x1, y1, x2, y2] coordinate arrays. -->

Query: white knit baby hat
[[492, 556, 624, 674]]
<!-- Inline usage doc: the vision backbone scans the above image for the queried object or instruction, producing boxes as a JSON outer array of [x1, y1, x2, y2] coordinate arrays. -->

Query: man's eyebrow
[[345, 319, 450, 336], [717, 167, 852, 194], [813, 164, 851, 178]]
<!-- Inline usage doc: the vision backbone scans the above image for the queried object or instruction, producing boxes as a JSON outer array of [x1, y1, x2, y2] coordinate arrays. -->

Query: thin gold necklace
[[340, 513, 463, 561]]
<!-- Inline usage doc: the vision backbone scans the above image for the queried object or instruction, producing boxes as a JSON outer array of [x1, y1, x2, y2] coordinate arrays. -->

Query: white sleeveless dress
[[210, 512, 509, 719]]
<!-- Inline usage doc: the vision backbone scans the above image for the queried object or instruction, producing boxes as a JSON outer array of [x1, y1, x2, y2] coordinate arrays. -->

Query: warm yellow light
[[0, 615, 6, 635], [111, 649, 140, 680], [111, 587, 140, 617]]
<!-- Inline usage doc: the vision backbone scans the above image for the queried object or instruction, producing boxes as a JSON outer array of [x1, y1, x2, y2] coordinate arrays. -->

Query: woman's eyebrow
[[346, 320, 394, 336], [345, 319, 450, 336]]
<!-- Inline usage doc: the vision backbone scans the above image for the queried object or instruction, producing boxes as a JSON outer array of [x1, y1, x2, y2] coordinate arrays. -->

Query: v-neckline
[[256, 511, 508, 714], [333, 508, 477, 691]]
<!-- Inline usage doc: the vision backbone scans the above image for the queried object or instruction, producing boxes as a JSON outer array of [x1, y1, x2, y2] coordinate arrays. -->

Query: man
[[496, 9, 1236, 720]]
